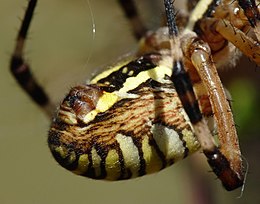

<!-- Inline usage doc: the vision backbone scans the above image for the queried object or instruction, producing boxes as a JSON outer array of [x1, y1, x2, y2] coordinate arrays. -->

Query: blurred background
[[0, 0, 259, 203]]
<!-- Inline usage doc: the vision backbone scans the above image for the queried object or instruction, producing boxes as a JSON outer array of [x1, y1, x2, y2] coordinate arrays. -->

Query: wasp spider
[[10, 0, 259, 191]]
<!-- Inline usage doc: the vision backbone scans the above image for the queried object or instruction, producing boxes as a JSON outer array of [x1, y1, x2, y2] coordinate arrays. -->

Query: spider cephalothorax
[[10, 0, 259, 191]]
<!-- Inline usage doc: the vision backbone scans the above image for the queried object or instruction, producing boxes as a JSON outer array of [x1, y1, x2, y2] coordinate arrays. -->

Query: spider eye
[[59, 85, 103, 123]]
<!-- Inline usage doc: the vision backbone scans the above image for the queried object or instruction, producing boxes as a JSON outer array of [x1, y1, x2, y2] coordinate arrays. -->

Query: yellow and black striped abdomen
[[48, 54, 202, 180]]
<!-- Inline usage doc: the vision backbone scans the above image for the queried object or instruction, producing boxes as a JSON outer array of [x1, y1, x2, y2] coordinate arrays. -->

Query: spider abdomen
[[48, 54, 202, 180]]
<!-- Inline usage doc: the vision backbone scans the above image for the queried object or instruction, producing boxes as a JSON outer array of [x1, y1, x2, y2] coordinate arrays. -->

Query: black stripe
[[177, 129, 190, 158], [10, 0, 50, 108], [49, 146, 78, 171], [48, 132, 80, 171], [149, 137, 167, 169], [85, 152, 95, 178], [115, 143, 127, 180], [131, 136, 147, 177], [171, 61, 202, 124], [95, 144, 108, 179], [97, 54, 158, 92], [204, 147, 243, 191], [10, 56, 49, 106], [117, 131, 147, 177]]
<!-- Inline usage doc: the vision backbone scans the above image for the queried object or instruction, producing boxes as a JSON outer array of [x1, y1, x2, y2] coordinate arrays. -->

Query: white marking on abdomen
[[115, 134, 140, 178], [151, 124, 185, 162]]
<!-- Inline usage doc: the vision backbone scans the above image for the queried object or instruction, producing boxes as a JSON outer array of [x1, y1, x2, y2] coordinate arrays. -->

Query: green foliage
[[228, 78, 259, 138]]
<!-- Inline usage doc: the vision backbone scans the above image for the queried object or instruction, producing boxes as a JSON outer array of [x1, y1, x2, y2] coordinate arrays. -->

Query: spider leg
[[238, 0, 260, 28], [10, 0, 55, 117], [215, 19, 260, 65], [118, 0, 147, 40], [191, 0, 260, 65], [164, 0, 243, 191], [238, 0, 260, 41], [182, 35, 244, 190]]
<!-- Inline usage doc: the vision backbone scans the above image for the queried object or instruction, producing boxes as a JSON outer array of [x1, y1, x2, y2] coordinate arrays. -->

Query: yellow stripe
[[73, 154, 89, 175], [83, 92, 119, 124], [90, 60, 131, 84], [115, 133, 140, 178], [117, 65, 172, 94], [142, 136, 163, 174], [181, 129, 200, 154], [105, 150, 121, 180], [91, 148, 102, 177], [83, 58, 173, 124]]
